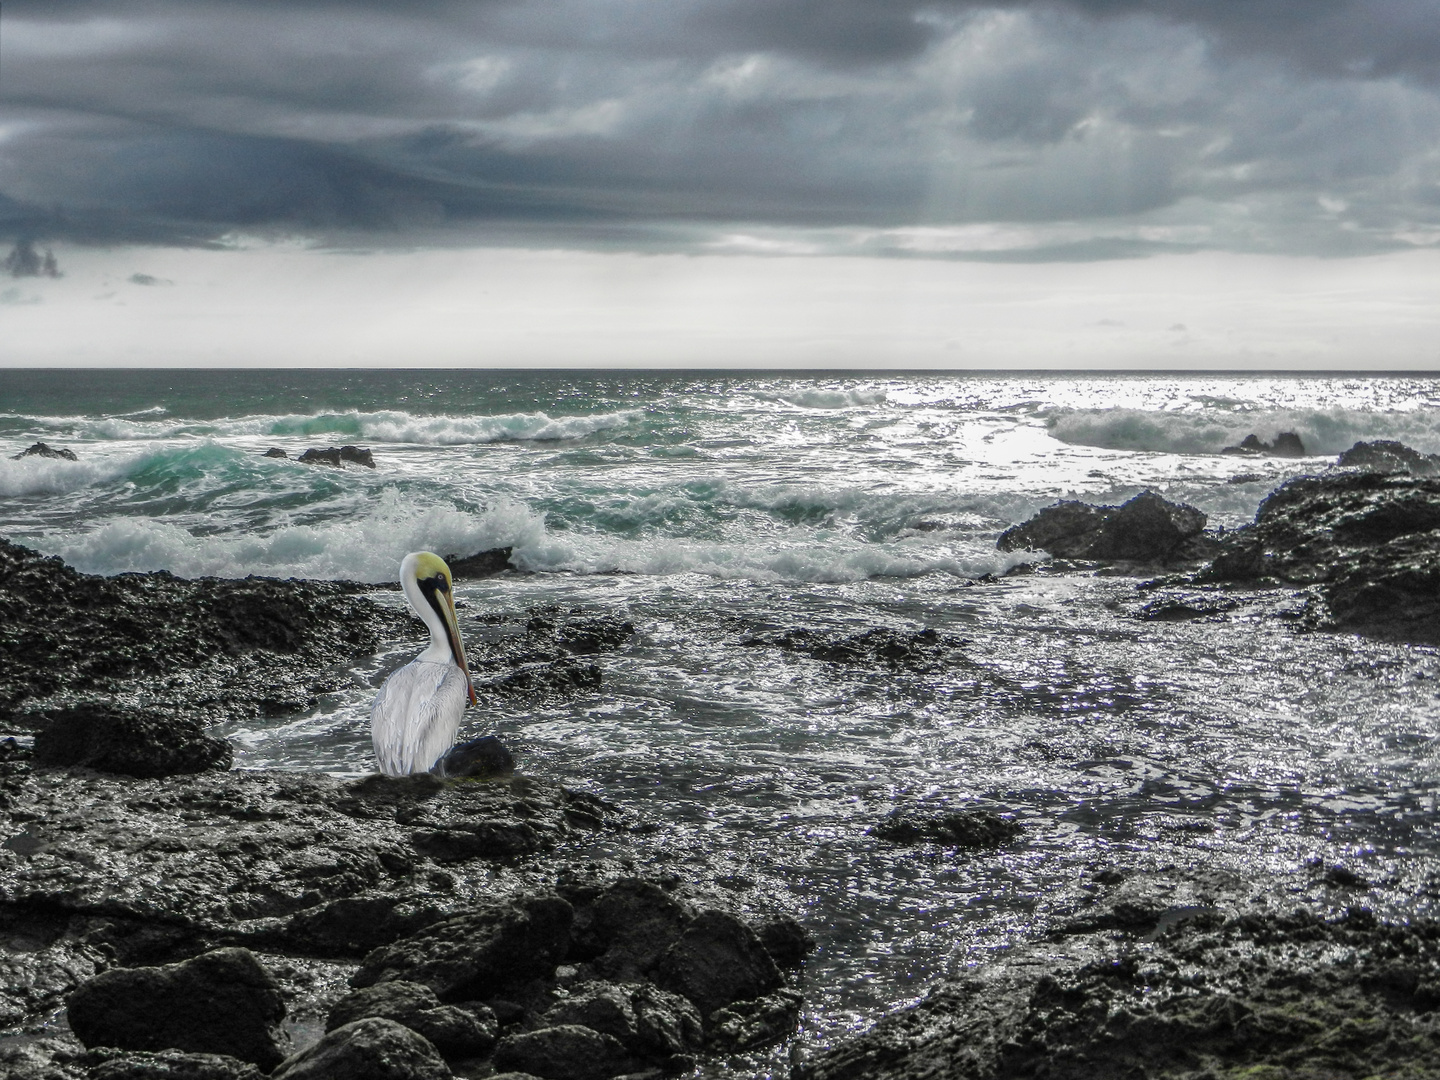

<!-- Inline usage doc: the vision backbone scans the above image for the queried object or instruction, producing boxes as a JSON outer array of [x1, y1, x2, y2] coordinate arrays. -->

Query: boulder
[[1220, 431, 1306, 457], [1198, 472, 1440, 642], [491, 1025, 635, 1080], [653, 911, 783, 1022], [1336, 439, 1440, 476], [432, 735, 515, 780], [996, 490, 1208, 565], [12, 442, 77, 461], [540, 981, 702, 1061], [33, 705, 232, 778], [270, 1018, 449, 1080], [87, 1050, 266, 1079], [871, 808, 1021, 849], [352, 894, 573, 1000], [66, 948, 288, 1069], [262, 448, 288, 459], [284, 894, 454, 958], [297, 445, 375, 468], [569, 878, 691, 981], [754, 917, 814, 970], [326, 981, 497, 1058], [707, 989, 803, 1052], [443, 547, 514, 578]]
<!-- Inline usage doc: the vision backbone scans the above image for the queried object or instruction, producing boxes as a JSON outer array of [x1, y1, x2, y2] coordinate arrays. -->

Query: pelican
[[371, 551, 477, 775]]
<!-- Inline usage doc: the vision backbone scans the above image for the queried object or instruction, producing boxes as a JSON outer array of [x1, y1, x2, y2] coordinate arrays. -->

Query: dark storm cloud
[[1, 0, 1439, 255]]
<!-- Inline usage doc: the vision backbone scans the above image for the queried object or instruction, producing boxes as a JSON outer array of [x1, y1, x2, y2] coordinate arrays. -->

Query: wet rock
[[1221, 431, 1306, 457], [12, 442, 77, 461], [0, 537, 409, 727], [654, 911, 783, 1022], [1135, 592, 1241, 622], [283, 894, 455, 957], [492, 1024, 636, 1080], [569, 878, 692, 982], [351, 893, 574, 1000], [541, 981, 703, 1061], [270, 1017, 449, 1080], [801, 895, 1440, 1080], [433, 735, 514, 780], [297, 445, 375, 468], [707, 989, 803, 1052], [0, 1039, 86, 1080], [326, 981, 497, 1057], [399, 777, 581, 863], [477, 659, 602, 699], [556, 616, 634, 655], [262, 448, 288, 459], [1198, 472, 1440, 642], [1337, 439, 1440, 475], [871, 808, 1021, 849], [742, 627, 956, 670], [32, 704, 232, 778], [86, 1049, 267, 1079], [66, 947, 288, 1068], [755, 917, 814, 969], [997, 490, 1210, 566], [443, 547, 513, 578]]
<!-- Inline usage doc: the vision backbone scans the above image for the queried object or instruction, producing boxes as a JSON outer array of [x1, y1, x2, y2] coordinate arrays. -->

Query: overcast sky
[[3, 0, 1440, 367]]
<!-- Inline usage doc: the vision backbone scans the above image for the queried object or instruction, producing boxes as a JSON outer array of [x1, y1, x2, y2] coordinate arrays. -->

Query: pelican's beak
[[440, 589, 478, 706]]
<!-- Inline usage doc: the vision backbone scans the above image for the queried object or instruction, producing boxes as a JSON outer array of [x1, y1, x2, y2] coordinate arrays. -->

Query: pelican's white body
[[370, 552, 471, 775]]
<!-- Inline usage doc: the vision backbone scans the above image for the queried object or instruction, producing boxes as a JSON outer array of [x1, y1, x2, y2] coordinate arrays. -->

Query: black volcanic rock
[[540, 981, 703, 1062], [0, 537, 409, 727], [66, 948, 288, 1068], [653, 910, 783, 1023], [1337, 439, 1440, 476], [12, 442, 77, 461], [33, 704, 232, 777], [444, 547, 513, 578], [271, 1018, 449, 1080], [1199, 471, 1440, 642], [801, 880, 1440, 1080], [1220, 431, 1306, 457], [492, 1024, 635, 1080], [298, 445, 375, 468], [326, 981, 497, 1057], [86, 1050, 266, 1080], [351, 894, 574, 1000], [262, 447, 288, 459], [997, 490, 1209, 566]]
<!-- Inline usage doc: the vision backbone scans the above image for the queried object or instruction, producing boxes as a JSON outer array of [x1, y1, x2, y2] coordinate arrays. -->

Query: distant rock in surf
[[12, 442, 76, 461], [1220, 432, 1306, 457], [444, 546, 513, 578], [997, 490, 1211, 567], [298, 445, 376, 468], [871, 807, 1021, 849], [263, 447, 288, 458], [1336, 439, 1440, 476]]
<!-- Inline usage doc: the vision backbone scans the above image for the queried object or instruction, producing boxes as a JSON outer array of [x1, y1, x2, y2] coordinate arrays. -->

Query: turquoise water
[[4, 369, 1440, 1068]]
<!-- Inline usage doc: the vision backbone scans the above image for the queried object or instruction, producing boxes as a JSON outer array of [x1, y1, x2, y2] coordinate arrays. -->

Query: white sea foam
[[0, 453, 132, 497], [765, 388, 888, 410], [3, 408, 643, 445], [1046, 407, 1440, 457], [50, 489, 549, 582]]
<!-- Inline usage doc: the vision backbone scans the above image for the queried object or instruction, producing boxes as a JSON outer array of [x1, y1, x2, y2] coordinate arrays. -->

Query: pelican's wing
[[371, 660, 469, 775]]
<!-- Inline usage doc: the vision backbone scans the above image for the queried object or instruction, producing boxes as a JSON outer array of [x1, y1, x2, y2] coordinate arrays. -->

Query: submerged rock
[[1220, 431, 1306, 457], [66, 948, 288, 1069], [871, 808, 1021, 849], [742, 626, 958, 670], [1199, 471, 1440, 642], [32, 704, 232, 778], [997, 490, 1210, 566], [1337, 439, 1440, 475], [297, 445, 375, 468], [12, 442, 77, 461], [262, 448, 289, 459]]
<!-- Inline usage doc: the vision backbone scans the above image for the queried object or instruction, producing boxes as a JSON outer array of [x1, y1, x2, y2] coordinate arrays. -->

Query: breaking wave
[[1046, 407, 1440, 457]]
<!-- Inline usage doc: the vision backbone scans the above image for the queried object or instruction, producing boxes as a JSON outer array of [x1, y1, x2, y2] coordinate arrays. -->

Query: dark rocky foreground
[[801, 870, 1440, 1080]]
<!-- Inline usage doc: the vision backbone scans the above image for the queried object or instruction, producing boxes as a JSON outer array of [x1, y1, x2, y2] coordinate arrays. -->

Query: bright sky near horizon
[[3, 1, 1440, 368]]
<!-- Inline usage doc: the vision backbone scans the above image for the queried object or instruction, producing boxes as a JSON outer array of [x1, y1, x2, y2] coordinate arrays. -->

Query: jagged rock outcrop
[[297, 446, 375, 468], [997, 491, 1211, 567], [1220, 431, 1306, 457], [1336, 439, 1440, 476], [12, 442, 77, 461]]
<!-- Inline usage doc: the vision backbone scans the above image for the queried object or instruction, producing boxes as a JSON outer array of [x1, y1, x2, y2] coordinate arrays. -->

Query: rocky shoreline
[[4, 447, 1440, 1078]]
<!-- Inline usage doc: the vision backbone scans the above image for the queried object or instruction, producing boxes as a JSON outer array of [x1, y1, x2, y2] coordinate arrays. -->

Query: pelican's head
[[401, 551, 478, 705]]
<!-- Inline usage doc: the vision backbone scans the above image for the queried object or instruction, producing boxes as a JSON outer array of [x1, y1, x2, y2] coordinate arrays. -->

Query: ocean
[[4, 368, 1440, 1063]]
